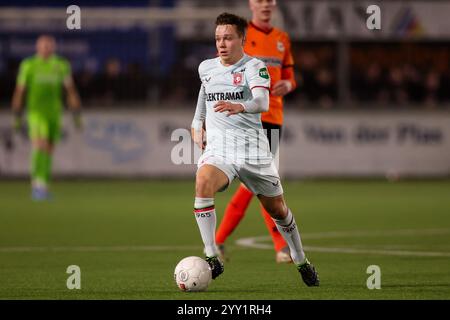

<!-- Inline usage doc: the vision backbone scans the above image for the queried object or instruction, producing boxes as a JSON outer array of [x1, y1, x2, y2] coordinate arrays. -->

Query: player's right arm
[[11, 59, 29, 131], [191, 84, 207, 150], [11, 85, 25, 114]]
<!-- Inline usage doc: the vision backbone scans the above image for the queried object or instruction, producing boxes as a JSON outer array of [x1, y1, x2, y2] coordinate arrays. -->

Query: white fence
[[0, 109, 449, 178]]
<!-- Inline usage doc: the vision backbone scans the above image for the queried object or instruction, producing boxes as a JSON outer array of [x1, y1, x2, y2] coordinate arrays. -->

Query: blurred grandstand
[[0, 0, 449, 178], [0, 0, 449, 109]]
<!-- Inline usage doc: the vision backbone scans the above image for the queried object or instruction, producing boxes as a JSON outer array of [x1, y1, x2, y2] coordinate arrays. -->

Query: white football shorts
[[197, 152, 283, 197]]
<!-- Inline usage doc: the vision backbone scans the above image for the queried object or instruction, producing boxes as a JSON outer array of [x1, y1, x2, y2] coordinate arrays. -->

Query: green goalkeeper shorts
[[27, 112, 61, 143]]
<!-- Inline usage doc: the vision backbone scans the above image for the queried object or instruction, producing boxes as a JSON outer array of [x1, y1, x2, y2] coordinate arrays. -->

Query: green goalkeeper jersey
[[17, 54, 71, 118]]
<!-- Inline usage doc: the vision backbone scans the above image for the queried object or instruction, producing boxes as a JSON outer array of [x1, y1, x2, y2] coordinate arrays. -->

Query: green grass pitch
[[0, 179, 449, 299]]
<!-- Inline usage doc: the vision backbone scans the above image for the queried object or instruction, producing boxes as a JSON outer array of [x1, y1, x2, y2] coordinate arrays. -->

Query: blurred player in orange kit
[[215, 0, 297, 263]]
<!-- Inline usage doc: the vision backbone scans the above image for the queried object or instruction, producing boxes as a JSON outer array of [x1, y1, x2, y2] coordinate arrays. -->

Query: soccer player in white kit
[[191, 13, 319, 287]]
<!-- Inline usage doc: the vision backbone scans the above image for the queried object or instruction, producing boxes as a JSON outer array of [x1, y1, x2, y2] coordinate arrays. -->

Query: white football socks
[[194, 197, 218, 258], [273, 209, 306, 265]]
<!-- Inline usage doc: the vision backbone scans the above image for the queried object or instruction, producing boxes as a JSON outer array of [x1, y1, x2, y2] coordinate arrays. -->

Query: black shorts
[[262, 122, 282, 155]]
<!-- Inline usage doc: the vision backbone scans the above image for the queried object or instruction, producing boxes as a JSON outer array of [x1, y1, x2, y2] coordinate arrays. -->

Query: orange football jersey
[[244, 22, 296, 125]]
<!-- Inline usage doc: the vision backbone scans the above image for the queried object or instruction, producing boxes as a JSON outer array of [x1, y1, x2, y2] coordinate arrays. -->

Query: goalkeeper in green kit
[[12, 35, 82, 200]]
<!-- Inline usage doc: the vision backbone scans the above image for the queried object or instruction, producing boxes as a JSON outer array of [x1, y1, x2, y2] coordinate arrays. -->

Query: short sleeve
[[16, 60, 30, 87], [246, 59, 270, 90], [198, 60, 206, 81]]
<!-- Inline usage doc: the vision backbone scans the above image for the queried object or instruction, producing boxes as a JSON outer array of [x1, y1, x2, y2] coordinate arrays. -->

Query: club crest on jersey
[[277, 40, 285, 52], [233, 72, 243, 86]]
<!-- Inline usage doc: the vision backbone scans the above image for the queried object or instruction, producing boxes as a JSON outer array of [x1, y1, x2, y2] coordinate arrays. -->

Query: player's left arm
[[272, 33, 297, 97], [65, 79, 81, 111], [62, 60, 82, 129], [214, 87, 269, 116], [214, 60, 270, 116]]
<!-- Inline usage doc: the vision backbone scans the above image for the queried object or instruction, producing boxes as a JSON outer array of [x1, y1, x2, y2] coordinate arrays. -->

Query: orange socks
[[216, 185, 253, 244]]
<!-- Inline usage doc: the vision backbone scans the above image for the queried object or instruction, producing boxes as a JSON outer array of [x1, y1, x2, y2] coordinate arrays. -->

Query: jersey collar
[[249, 21, 273, 35], [218, 54, 248, 69]]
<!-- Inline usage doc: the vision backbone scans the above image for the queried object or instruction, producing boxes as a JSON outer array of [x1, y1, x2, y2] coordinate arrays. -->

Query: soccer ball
[[174, 256, 212, 292]]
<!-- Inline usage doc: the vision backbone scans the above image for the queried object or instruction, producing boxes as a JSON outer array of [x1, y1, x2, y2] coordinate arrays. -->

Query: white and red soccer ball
[[174, 256, 212, 292]]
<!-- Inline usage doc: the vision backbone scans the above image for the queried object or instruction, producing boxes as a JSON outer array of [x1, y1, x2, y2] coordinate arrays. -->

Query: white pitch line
[[235, 229, 450, 258], [1, 229, 449, 257], [301, 228, 450, 239], [304, 246, 450, 257]]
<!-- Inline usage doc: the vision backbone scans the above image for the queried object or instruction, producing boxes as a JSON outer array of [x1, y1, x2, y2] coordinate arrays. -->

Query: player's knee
[[195, 176, 216, 197]]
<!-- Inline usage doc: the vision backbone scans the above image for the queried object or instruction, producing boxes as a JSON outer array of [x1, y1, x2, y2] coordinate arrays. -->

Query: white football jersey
[[194, 54, 272, 165]]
